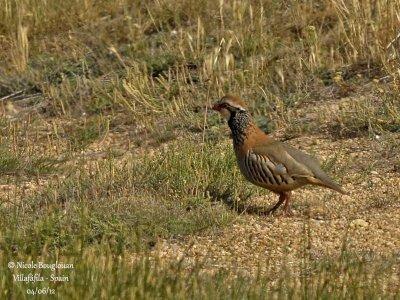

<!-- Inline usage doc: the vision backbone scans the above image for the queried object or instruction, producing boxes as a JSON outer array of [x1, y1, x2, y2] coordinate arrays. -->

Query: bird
[[212, 94, 347, 215]]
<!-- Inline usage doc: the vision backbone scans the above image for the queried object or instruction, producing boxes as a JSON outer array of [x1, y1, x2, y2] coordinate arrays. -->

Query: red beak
[[212, 103, 221, 111]]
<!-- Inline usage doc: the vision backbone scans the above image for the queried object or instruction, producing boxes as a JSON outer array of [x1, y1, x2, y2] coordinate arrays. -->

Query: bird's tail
[[316, 177, 349, 195], [321, 182, 348, 195], [306, 175, 349, 195]]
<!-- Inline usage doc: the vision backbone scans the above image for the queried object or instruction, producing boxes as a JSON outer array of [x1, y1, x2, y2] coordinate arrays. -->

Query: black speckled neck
[[228, 110, 251, 146]]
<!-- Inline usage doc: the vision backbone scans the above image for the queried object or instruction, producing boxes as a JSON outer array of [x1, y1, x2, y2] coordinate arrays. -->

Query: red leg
[[283, 192, 293, 216], [267, 192, 293, 216], [267, 193, 286, 215]]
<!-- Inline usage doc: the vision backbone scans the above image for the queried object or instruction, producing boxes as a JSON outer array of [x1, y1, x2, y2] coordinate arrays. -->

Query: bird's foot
[[266, 198, 285, 216], [266, 207, 294, 217], [283, 208, 294, 217], [266, 205, 281, 216]]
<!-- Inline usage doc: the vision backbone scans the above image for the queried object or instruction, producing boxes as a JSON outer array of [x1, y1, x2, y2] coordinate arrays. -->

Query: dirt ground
[[150, 133, 400, 277]]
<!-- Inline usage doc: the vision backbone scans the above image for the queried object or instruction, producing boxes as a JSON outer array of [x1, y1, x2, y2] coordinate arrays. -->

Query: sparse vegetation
[[0, 0, 399, 298]]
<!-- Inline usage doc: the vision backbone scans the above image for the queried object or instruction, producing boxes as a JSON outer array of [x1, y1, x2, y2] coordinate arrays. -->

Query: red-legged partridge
[[212, 94, 347, 215]]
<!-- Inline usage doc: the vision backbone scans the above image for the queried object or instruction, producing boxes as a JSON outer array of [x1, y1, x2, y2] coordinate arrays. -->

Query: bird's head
[[212, 94, 247, 121]]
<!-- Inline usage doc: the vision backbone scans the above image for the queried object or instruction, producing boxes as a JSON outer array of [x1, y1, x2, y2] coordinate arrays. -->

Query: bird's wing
[[251, 139, 347, 194], [252, 140, 313, 178]]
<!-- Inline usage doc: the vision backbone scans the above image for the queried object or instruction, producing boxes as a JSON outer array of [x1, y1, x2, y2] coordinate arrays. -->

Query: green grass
[[0, 141, 242, 255], [0, 144, 60, 176], [1, 244, 398, 299]]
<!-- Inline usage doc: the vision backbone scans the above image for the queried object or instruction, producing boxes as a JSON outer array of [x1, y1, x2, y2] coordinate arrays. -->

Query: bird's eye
[[221, 103, 229, 109]]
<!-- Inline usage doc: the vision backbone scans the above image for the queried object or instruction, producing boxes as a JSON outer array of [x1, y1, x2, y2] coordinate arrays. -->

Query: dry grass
[[0, 0, 400, 298]]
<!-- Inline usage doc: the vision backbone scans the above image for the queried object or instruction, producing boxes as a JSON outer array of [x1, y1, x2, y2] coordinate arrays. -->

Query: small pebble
[[350, 219, 369, 228]]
